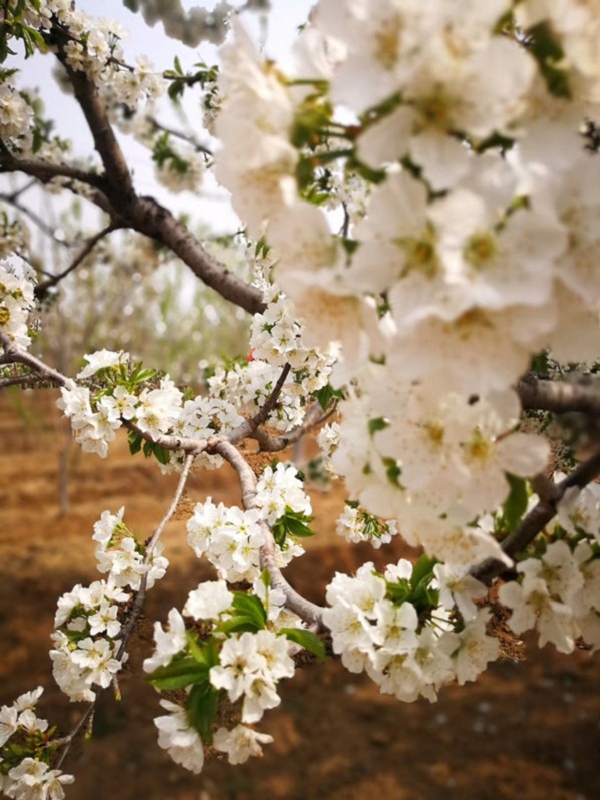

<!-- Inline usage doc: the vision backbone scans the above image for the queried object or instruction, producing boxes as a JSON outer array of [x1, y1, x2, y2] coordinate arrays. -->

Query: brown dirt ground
[[1, 391, 599, 800]]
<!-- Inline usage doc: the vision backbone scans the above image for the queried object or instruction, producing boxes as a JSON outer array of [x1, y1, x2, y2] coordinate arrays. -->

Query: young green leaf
[[280, 628, 326, 662], [186, 681, 221, 745], [144, 656, 207, 690]]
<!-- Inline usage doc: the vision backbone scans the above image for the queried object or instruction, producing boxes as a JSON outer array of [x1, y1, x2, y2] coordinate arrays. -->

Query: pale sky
[[8, 1, 314, 233]]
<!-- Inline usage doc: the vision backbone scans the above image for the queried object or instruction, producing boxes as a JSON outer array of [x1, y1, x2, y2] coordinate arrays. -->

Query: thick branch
[[517, 374, 600, 417], [54, 44, 135, 204], [52, 36, 264, 314], [124, 420, 209, 456], [128, 196, 266, 314], [0, 151, 108, 192]]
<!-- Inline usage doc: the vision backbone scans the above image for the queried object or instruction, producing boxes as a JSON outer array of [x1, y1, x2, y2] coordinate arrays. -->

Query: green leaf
[[186, 634, 220, 669], [143, 440, 153, 458], [127, 430, 142, 455], [368, 417, 389, 435], [186, 632, 206, 665], [231, 592, 267, 627], [313, 384, 343, 411], [501, 473, 528, 533], [144, 657, 207, 690], [385, 577, 411, 606], [280, 628, 326, 662], [217, 615, 265, 635], [153, 445, 171, 465], [260, 568, 271, 591], [531, 351, 550, 377], [410, 554, 437, 592], [382, 457, 402, 487], [214, 592, 268, 635], [282, 514, 315, 538], [272, 509, 316, 544], [528, 22, 571, 99], [173, 55, 183, 75], [186, 681, 221, 745]]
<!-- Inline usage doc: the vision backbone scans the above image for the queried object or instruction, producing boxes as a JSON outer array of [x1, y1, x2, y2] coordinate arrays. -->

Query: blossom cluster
[[24, 3, 164, 107], [93, 507, 168, 591], [499, 479, 600, 653], [187, 463, 310, 582], [143, 579, 310, 772], [212, 1, 600, 568], [50, 508, 167, 702], [0, 2, 164, 196], [323, 559, 499, 703], [0, 265, 36, 353], [0, 687, 74, 800], [0, 214, 30, 260], [57, 288, 334, 455], [208, 285, 336, 432], [50, 578, 129, 703], [0, 84, 33, 144], [335, 502, 397, 549]]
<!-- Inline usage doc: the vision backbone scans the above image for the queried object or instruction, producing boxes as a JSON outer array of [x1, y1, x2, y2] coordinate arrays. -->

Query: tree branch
[[0, 372, 61, 390], [227, 363, 292, 444], [0, 146, 108, 191], [0, 332, 70, 386], [128, 196, 266, 314], [54, 41, 135, 205], [208, 437, 325, 628], [251, 400, 335, 452], [35, 224, 120, 300], [473, 447, 600, 585], [0, 192, 71, 247], [517, 373, 600, 417], [147, 116, 213, 157]]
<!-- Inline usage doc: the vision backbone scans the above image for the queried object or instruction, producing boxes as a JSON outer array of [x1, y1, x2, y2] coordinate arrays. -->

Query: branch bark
[[473, 448, 600, 585], [517, 373, 600, 417], [209, 438, 325, 628], [52, 33, 264, 314]]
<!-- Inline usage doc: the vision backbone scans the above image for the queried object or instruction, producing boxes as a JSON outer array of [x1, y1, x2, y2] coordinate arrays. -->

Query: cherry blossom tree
[[3, 0, 600, 796]]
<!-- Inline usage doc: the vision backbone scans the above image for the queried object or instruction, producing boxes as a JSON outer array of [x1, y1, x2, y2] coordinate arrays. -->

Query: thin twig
[[0, 373, 61, 389], [227, 363, 292, 444], [55, 455, 195, 769], [147, 117, 213, 156], [54, 703, 95, 769], [35, 224, 119, 300], [251, 400, 336, 452], [0, 193, 71, 247], [4, 178, 37, 201], [116, 452, 195, 660]]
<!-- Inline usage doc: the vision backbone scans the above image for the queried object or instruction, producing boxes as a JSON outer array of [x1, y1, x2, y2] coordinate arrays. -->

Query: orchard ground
[[1, 392, 599, 800]]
